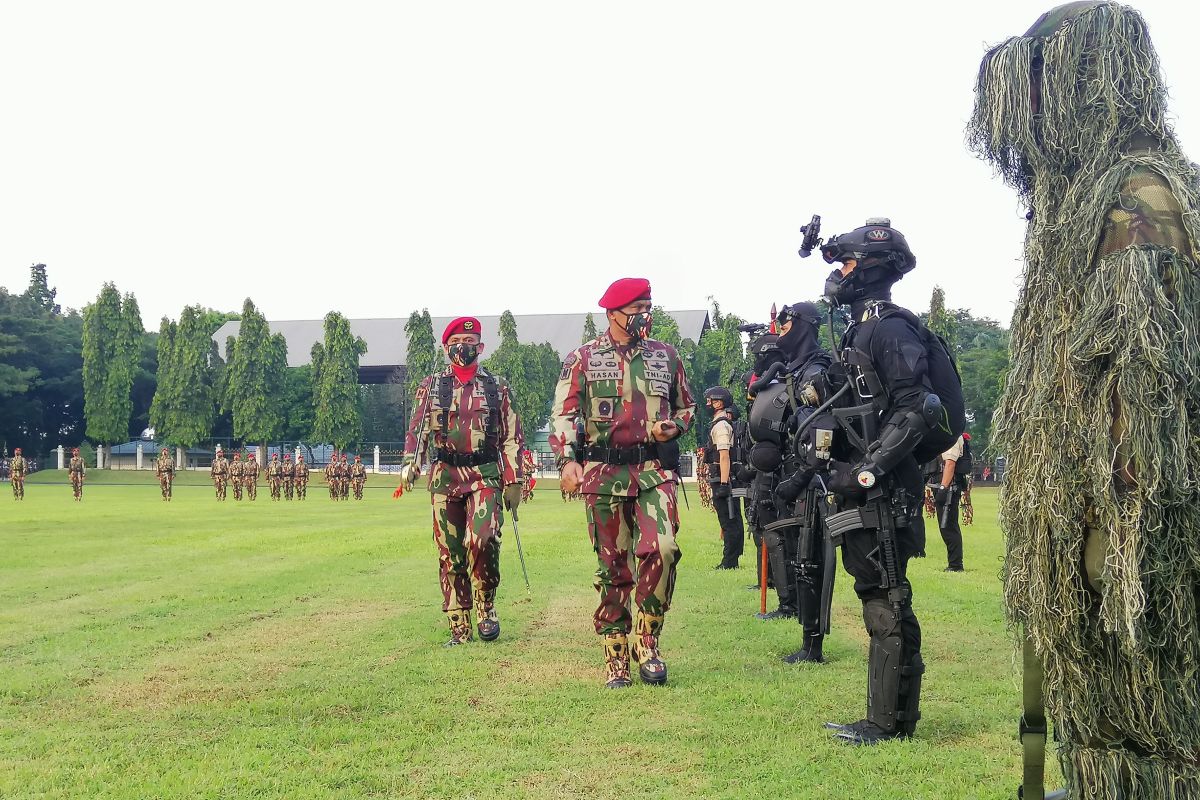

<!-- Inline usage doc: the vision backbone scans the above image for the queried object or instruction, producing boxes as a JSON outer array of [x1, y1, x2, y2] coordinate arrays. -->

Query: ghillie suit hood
[[970, 2, 1200, 795]]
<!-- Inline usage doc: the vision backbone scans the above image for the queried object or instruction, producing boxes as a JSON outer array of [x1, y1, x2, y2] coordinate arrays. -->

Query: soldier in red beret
[[404, 315, 526, 646], [69, 447, 86, 501], [550, 278, 696, 687], [10, 447, 27, 500]]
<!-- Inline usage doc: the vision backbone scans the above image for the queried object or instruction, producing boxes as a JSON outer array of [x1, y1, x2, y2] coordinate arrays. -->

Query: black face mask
[[777, 319, 819, 361], [448, 343, 479, 366], [824, 268, 855, 306]]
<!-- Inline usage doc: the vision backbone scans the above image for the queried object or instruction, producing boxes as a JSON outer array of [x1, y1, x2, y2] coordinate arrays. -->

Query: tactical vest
[[434, 369, 502, 451]]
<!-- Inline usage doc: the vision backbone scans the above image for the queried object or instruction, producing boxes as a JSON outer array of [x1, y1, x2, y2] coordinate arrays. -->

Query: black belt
[[436, 448, 499, 468], [582, 443, 659, 466]]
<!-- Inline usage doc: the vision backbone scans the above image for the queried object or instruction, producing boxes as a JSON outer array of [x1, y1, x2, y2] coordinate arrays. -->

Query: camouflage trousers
[[296, 478, 307, 500], [232, 479, 243, 501], [71, 475, 84, 500], [283, 478, 294, 500], [431, 488, 502, 613], [159, 476, 173, 501], [339, 479, 350, 500], [244, 478, 257, 500], [12, 477, 24, 500], [269, 477, 281, 500], [352, 478, 365, 500], [328, 480, 339, 500], [584, 482, 681, 635], [213, 477, 226, 501]]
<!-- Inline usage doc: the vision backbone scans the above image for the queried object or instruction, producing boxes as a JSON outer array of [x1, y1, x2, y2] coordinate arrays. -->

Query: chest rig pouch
[[434, 370, 502, 464]]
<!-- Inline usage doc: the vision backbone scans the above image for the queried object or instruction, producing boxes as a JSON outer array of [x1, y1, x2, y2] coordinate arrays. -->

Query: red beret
[[598, 278, 651, 310], [962, 432, 971, 441], [442, 316, 482, 344], [14, 448, 21, 454]]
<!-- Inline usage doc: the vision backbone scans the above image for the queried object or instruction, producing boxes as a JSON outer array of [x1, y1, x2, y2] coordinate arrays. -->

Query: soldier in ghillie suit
[[350, 455, 366, 500], [267, 452, 283, 500], [10, 447, 27, 500], [229, 452, 244, 501], [211, 447, 228, 501], [155, 448, 174, 501], [551, 278, 696, 688], [282, 454, 295, 500], [404, 317, 525, 647], [68, 447, 86, 501], [294, 454, 309, 500], [243, 452, 258, 500], [969, 3, 1200, 795]]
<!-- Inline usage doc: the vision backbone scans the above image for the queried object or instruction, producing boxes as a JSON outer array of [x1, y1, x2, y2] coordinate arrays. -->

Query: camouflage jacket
[[281, 462, 294, 479], [155, 456, 174, 477], [230, 459, 244, 478], [10, 455, 26, 477], [267, 459, 283, 478], [550, 332, 696, 496], [350, 463, 366, 479], [295, 462, 309, 479], [68, 456, 86, 476], [244, 461, 259, 480], [325, 463, 338, 481], [404, 366, 524, 497], [211, 456, 228, 477]]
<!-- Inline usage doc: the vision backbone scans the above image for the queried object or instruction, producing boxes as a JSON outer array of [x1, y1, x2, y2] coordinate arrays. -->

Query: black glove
[[828, 460, 870, 499], [775, 469, 814, 504], [933, 484, 949, 505], [712, 482, 732, 499]]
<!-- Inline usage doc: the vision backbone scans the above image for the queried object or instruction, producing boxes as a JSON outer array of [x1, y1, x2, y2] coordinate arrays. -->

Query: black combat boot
[[475, 590, 500, 642], [783, 632, 824, 664]]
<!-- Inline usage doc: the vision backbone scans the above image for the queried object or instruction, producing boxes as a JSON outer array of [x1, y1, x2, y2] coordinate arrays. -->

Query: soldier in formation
[[294, 454, 309, 500], [325, 455, 340, 501], [350, 454, 366, 500], [282, 453, 295, 500], [230, 451, 244, 501], [244, 452, 259, 500], [211, 447, 229, 500], [267, 452, 283, 501], [155, 447, 174, 501], [551, 278, 695, 687], [404, 316, 524, 646], [9, 447, 26, 500], [68, 447, 86, 501]]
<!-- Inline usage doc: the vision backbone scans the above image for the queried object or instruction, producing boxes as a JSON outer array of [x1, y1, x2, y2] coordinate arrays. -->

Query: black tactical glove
[[712, 482, 732, 500], [933, 484, 949, 505], [828, 460, 877, 499], [775, 469, 814, 504]]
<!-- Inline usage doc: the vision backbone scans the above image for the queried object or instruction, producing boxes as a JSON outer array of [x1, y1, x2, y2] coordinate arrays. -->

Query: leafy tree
[[483, 311, 559, 435], [149, 317, 177, 438], [22, 263, 59, 314], [311, 311, 367, 448], [927, 286, 957, 350], [224, 298, 287, 446], [82, 284, 141, 446], [582, 312, 597, 343], [404, 309, 438, 419], [280, 365, 315, 442], [163, 306, 217, 446]]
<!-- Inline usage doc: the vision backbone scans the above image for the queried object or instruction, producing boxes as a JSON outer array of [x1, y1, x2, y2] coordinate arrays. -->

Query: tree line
[[0, 265, 1009, 462]]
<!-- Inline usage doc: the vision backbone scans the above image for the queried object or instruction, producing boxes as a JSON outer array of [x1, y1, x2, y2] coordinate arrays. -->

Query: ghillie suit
[[969, 2, 1200, 796], [695, 452, 713, 511]]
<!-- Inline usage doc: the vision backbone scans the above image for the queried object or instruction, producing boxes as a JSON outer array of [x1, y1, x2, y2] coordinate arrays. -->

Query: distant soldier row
[[209, 449, 309, 501], [323, 453, 367, 501]]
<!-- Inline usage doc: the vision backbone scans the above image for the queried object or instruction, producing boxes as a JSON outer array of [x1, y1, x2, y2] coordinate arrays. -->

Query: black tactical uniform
[[703, 386, 746, 569], [924, 434, 969, 572], [811, 219, 964, 745]]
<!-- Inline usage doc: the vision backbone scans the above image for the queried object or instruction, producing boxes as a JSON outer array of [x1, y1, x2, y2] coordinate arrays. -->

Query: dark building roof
[[213, 311, 710, 383]]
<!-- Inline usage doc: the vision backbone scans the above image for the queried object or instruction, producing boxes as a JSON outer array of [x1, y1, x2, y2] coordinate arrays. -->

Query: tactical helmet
[[748, 334, 780, 361], [821, 218, 915, 275], [704, 386, 735, 408]]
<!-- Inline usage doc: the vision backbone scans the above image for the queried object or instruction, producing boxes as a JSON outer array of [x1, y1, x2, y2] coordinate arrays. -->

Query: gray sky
[[2, 1, 1196, 333]]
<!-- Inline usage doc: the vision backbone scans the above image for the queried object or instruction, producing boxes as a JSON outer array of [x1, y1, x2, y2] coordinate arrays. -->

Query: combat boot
[[444, 609, 473, 647], [630, 611, 667, 685], [783, 633, 824, 664], [603, 633, 632, 689], [474, 590, 500, 642]]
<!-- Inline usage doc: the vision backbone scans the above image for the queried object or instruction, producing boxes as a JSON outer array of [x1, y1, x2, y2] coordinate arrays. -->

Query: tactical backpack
[[845, 303, 966, 465]]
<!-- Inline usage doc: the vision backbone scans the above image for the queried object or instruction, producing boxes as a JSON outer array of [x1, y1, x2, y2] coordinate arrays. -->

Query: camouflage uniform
[[282, 455, 295, 500], [244, 454, 259, 500], [520, 449, 537, 502], [550, 329, 695, 684], [10, 451, 26, 500], [339, 455, 351, 500], [68, 451, 86, 501], [267, 454, 283, 501], [325, 458, 339, 501], [295, 456, 309, 500], [211, 451, 229, 501], [229, 454, 244, 501], [350, 456, 366, 500], [155, 450, 174, 501], [405, 364, 524, 644]]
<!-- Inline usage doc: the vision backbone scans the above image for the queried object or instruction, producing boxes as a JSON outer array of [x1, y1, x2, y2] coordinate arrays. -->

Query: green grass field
[[0, 477, 1057, 799]]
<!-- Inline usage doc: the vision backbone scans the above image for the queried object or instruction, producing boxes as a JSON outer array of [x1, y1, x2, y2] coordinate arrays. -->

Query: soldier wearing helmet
[[812, 218, 964, 745], [703, 385, 745, 570]]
